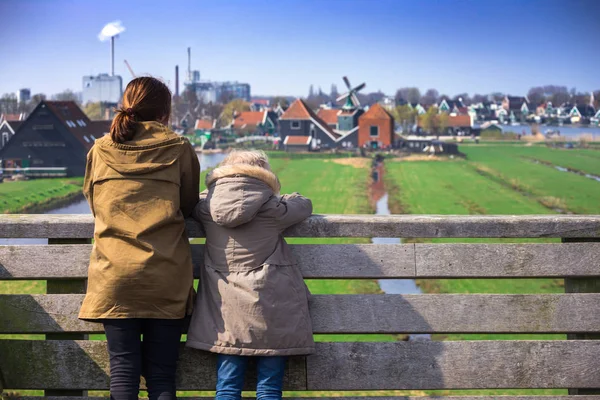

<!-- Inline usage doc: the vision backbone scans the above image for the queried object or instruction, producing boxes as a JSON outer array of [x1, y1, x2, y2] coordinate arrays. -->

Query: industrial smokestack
[[111, 37, 115, 76], [98, 21, 126, 77], [187, 47, 191, 82], [175, 65, 179, 97]]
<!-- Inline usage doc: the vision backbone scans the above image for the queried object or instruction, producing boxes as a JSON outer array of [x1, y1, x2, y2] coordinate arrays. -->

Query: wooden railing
[[1, 214, 600, 399]]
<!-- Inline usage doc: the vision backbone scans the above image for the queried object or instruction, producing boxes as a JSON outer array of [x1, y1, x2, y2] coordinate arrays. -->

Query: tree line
[[302, 84, 600, 109]]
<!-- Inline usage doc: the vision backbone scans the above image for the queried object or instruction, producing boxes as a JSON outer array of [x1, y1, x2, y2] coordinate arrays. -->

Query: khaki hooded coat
[[78, 121, 200, 320], [186, 164, 315, 356]]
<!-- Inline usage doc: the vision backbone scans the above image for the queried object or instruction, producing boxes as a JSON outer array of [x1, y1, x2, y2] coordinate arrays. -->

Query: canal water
[[508, 124, 600, 139], [0, 152, 227, 245], [370, 160, 430, 341]]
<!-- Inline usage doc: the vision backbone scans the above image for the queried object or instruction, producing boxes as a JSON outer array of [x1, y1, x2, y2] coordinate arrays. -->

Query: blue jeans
[[216, 354, 287, 400]]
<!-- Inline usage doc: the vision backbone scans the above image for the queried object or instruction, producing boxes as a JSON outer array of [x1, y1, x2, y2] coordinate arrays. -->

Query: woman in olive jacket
[[79, 77, 200, 400]]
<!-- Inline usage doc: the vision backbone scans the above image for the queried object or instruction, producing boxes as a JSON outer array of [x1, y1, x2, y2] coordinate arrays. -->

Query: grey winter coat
[[185, 164, 315, 356]]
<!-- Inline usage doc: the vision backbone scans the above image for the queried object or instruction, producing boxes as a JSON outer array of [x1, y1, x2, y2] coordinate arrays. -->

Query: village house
[[178, 110, 195, 131], [416, 114, 473, 136], [279, 99, 341, 151], [249, 99, 270, 112], [231, 110, 278, 136], [316, 108, 340, 130], [0, 101, 110, 176], [272, 103, 287, 118], [502, 96, 530, 120], [194, 118, 216, 132], [358, 103, 394, 149], [0, 113, 27, 122], [408, 103, 428, 115], [479, 121, 503, 136], [568, 104, 596, 124], [398, 137, 459, 155], [378, 96, 396, 111], [438, 98, 465, 114], [337, 108, 364, 132], [282, 135, 312, 152], [445, 114, 474, 135], [0, 119, 24, 150]]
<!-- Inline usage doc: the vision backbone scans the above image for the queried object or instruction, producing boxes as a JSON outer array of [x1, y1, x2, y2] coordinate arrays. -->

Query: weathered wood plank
[[0, 340, 305, 390], [0, 244, 416, 279], [17, 397, 600, 400], [3, 243, 600, 280], [45, 238, 90, 398], [2, 293, 600, 334], [416, 243, 600, 278], [563, 237, 600, 395], [307, 341, 600, 390], [1, 214, 599, 239], [0, 340, 598, 390]]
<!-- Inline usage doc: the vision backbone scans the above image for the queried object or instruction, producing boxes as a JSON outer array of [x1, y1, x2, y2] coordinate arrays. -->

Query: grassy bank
[[462, 145, 600, 214], [0, 178, 84, 214], [0, 178, 84, 298]]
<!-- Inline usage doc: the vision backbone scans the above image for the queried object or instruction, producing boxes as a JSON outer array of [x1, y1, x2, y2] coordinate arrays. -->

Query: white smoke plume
[[98, 21, 126, 41]]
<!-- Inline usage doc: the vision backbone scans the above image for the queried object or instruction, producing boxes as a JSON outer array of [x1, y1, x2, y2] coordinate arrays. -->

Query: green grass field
[[462, 145, 600, 214], [0, 177, 83, 213]]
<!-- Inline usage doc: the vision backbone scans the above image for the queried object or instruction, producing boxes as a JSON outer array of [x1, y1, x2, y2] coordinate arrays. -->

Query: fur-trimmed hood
[[206, 164, 280, 193], [204, 164, 280, 228]]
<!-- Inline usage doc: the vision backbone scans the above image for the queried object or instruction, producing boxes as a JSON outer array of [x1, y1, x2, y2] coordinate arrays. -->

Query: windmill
[[98, 21, 126, 76], [336, 76, 366, 110]]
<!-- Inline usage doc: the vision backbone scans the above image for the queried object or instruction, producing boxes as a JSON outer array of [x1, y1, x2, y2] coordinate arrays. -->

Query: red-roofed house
[[0, 101, 109, 176], [358, 103, 395, 149], [250, 99, 270, 111], [279, 99, 340, 150], [0, 113, 26, 122], [283, 135, 311, 152], [194, 119, 216, 131], [417, 114, 473, 135], [0, 120, 24, 150], [316, 109, 340, 129], [231, 111, 277, 136]]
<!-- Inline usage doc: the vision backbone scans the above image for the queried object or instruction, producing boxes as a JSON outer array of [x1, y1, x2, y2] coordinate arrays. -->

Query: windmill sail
[[337, 76, 366, 109]]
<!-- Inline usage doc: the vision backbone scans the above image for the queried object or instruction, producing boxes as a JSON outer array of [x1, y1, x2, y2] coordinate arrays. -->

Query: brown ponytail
[[110, 77, 172, 144]]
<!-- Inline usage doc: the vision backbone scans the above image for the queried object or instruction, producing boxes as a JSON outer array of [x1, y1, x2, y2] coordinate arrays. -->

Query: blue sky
[[1, 0, 599, 98]]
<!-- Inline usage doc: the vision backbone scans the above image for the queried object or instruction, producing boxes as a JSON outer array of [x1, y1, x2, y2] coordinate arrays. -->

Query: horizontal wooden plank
[[0, 340, 598, 390], [1, 214, 600, 239], [307, 341, 600, 390], [0, 244, 416, 280], [17, 398, 600, 400], [416, 243, 600, 278], [0, 340, 305, 391], [3, 243, 600, 280], [2, 294, 600, 334]]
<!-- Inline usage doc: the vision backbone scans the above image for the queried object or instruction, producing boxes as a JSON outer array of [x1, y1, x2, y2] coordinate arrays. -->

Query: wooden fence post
[[562, 237, 600, 396], [45, 238, 91, 397]]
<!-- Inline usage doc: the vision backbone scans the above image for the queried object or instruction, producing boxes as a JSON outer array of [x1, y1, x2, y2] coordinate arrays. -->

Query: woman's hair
[[220, 150, 271, 170], [110, 77, 172, 143]]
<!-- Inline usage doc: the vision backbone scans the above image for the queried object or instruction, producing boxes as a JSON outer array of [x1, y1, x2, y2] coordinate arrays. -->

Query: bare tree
[[0, 93, 18, 115], [421, 89, 439, 105], [330, 84, 339, 100], [53, 89, 81, 104], [453, 93, 470, 105], [395, 87, 421, 104]]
